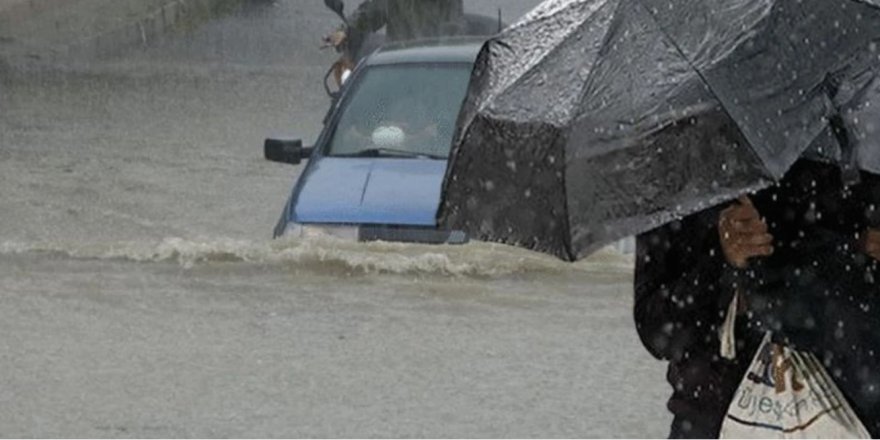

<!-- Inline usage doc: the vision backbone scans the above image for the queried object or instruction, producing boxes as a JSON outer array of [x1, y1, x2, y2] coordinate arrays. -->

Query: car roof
[[364, 37, 485, 66]]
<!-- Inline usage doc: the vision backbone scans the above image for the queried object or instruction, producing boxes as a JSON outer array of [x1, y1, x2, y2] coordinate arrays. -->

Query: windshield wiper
[[337, 148, 446, 160]]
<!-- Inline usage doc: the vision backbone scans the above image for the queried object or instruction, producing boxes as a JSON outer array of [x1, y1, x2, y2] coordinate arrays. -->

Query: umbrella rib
[[558, 0, 630, 261], [559, 138, 577, 261], [629, 0, 720, 110], [561, 0, 635, 135], [476, 0, 615, 120], [850, 0, 880, 8], [629, 0, 774, 179], [497, 0, 624, 261], [631, 0, 879, 180]]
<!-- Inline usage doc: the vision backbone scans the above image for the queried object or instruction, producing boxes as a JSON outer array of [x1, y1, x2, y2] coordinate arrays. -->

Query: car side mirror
[[264, 138, 314, 165]]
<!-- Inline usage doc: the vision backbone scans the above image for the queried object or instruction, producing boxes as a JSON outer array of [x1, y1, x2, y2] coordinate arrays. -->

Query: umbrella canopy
[[438, 0, 880, 261]]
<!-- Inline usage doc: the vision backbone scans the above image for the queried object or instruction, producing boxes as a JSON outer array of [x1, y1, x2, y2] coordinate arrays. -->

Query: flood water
[[0, 1, 670, 437]]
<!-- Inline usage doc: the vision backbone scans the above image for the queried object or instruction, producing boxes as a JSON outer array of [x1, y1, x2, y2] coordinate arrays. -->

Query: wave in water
[[0, 236, 634, 277]]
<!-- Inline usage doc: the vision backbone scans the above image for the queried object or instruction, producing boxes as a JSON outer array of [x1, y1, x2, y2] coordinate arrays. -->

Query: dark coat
[[635, 202, 759, 438], [635, 159, 880, 437]]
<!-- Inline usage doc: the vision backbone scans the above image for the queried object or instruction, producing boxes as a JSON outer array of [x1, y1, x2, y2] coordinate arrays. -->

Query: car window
[[326, 63, 472, 158]]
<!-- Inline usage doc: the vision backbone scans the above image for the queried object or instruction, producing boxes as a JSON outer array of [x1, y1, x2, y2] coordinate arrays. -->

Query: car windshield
[[326, 64, 472, 159]]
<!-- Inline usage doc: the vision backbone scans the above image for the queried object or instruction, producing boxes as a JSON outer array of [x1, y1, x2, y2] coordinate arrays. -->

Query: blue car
[[265, 39, 481, 244]]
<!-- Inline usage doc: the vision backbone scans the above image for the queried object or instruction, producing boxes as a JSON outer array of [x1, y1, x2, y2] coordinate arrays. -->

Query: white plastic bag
[[720, 333, 870, 438]]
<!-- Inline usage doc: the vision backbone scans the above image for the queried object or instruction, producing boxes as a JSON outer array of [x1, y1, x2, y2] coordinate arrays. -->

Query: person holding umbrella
[[632, 198, 763, 438], [434, 0, 880, 436], [634, 61, 880, 436], [634, 160, 880, 437]]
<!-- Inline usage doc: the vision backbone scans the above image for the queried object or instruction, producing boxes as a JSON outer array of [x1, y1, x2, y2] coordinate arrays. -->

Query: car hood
[[290, 157, 448, 226]]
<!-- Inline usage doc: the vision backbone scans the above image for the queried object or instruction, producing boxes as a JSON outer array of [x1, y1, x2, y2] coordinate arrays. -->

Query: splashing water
[[0, 235, 634, 277]]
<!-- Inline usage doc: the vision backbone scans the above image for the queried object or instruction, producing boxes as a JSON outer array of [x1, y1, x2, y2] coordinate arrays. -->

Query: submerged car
[[265, 38, 482, 244]]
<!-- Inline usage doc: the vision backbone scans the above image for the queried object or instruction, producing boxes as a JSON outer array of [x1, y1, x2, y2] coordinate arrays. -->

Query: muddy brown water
[[0, 1, 671, 437]]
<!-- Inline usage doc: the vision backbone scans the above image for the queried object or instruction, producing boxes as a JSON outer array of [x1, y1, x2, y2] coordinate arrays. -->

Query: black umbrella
[[438, 0, 880, 261]]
